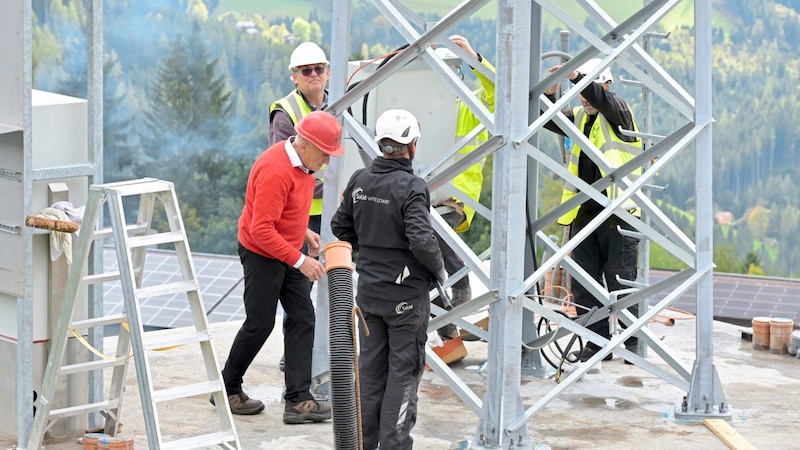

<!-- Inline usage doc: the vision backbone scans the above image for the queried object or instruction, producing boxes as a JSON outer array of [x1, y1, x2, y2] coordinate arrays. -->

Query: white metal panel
[[31, 90, 88, 169], [0, 131, 25, 298], [343, 57, 459, 184]]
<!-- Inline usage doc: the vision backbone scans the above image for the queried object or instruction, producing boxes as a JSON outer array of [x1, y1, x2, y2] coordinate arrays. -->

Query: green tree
[[186, 0, 209, 22], [291, 17, 312, 42], [32, 15, 61, 79], [140, 23, 235, 253], [141, 24, 232, 160], [743, 251, 764, 275], [309, 20, 323, 43], [101, 50, 143, 182], [714, 245, 741, 274]]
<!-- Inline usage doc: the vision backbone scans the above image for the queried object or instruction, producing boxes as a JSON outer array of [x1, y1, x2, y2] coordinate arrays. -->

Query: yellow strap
[[69, 327, 126, 361], [68, 322, 183, 360]]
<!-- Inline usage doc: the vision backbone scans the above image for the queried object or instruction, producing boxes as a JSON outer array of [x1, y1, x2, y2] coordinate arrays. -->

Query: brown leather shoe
[[283, 399, 331, 424], [210, 392, 264, 415]]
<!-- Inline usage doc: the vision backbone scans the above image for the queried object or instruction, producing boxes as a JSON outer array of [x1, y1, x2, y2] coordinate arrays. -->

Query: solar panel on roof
[[101, 249, 800, 329]]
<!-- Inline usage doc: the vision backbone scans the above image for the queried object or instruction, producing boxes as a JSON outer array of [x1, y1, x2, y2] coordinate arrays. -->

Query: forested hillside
[[27, 0, 800, 277]]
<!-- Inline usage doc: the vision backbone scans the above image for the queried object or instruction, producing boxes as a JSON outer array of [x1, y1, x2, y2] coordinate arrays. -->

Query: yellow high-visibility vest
[[558, 107, 642, 225], [270, 91, 323, 216], [451, 58, 496, 232]]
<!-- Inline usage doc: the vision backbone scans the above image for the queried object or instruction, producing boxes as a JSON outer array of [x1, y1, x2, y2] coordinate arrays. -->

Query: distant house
[[715, 210, 734, 225], [235, 20, 260, 35]]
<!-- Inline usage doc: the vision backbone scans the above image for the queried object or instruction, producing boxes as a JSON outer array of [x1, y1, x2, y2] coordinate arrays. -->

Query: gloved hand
[[435, 267, 448, 284]]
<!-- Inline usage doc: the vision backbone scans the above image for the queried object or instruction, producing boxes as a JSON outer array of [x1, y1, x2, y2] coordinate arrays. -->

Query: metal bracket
[[617, 124, 665, 141], [617, 225, 644, 240], [0, 222, 21, 235], [642, 183, 667, 192], [0, 168, 23, 182], [643, 31, 671, 40]]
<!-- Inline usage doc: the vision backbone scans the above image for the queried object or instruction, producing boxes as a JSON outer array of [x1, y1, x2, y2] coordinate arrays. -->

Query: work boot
[[567, 346, 612, 363], [623, 345, 639, 365], [210, 392, 264, 415], [438, 324, 459, 341], [283, 399, 332, 424], [451, 285, 472, 308]]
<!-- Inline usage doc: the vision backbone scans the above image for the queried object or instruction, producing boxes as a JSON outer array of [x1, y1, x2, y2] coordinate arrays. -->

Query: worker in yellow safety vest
[[431, 35, 495, 340], [543, 58, 642, 364], [269, 41, 331, 372], [269, 41, 331, 235]]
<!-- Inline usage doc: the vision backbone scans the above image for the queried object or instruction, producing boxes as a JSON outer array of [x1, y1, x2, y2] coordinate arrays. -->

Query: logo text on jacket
[[395, 302, 414, 314], [352, 187, 390, 205]]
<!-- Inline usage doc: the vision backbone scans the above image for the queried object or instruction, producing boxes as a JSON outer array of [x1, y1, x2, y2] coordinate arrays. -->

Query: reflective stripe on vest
[[269, 90, 312, 124], [558, 107, 642, 225]]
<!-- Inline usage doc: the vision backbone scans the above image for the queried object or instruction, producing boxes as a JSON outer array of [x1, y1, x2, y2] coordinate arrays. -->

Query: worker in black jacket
[[543, 58, 642, 363], [331, 108, 446, 450]]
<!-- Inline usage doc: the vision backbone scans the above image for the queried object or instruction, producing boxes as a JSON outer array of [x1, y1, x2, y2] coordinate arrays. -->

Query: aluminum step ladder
[[27, 178, 241, 450]]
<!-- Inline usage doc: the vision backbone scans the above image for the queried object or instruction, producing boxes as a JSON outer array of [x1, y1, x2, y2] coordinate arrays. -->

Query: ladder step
[[93, 223, 150, 241], [49, 399, 120, 420], [105, 179, 173, 196], [152, 381, 222, 403], [60, 356, 128, 376], [82, 271, 121, 285], [143, 330, 211, 351], [128, 231, 185, 248], [136, 281, 197, 299], [160, 431, 238, 450], [71, 314, 127, 330]]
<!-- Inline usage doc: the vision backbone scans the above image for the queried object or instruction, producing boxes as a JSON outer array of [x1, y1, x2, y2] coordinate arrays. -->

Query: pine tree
[[140, 21, 235, 252], [142, 21, 232, 156]]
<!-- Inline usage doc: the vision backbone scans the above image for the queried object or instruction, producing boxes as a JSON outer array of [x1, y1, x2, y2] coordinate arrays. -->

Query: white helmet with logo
[[578, 58, 613, 84], [374, 109, 421, 147], [289, 42, 329, 70]]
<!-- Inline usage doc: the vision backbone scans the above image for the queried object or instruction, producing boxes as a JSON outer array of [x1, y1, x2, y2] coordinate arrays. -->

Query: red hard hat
[[295, 111, 345, 157]]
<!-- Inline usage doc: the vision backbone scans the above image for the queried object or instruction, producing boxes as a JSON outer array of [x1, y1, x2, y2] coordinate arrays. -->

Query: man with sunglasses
[[269, 42, 331, 147], [269, 41, 331, 372]]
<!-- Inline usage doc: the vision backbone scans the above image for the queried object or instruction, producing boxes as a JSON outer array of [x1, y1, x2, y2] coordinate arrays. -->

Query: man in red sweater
[[215, 111, 343, 423]]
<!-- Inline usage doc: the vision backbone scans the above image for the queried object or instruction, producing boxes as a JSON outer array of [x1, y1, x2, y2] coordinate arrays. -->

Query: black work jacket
[[331, 156, 444, 301]]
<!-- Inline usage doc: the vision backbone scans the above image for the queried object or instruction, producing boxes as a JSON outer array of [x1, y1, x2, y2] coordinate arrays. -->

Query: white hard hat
[[577, 58, 613, 84], [374, 109, 421, 146], [289, 42, 329, 70]]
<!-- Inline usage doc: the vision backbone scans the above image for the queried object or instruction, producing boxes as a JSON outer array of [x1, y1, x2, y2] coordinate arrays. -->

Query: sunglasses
[[296, 65, 327, 77]]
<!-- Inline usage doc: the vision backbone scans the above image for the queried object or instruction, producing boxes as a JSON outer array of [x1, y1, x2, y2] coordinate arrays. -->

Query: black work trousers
[[569, 213, 639, 350], [357, 291, 430, 450], [283, 213, 322, 330], [222, 243, 315, 403], [434, 210, 470, 290]]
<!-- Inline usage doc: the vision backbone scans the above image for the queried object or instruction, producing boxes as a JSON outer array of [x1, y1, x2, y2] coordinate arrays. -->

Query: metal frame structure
[[5, 0, 727, 448], [323, 0, 727, 448], [2, 0, 104, 445]]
